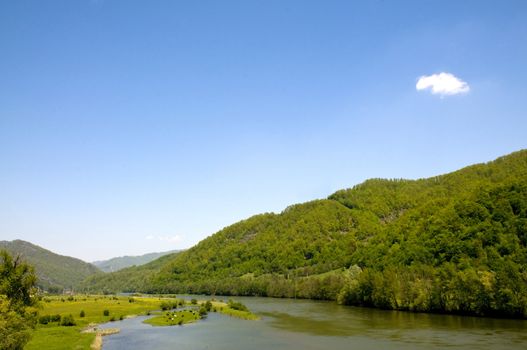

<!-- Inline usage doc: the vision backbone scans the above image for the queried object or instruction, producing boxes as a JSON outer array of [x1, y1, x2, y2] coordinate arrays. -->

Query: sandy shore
[[82, 324, 120, 350]]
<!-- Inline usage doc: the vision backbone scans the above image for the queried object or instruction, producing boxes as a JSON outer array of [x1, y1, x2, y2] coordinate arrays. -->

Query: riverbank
[[25, 295, 168, 350], [97, 296, 527, 350], [82, 325, 120, 350], [25, 295, 258, 350]]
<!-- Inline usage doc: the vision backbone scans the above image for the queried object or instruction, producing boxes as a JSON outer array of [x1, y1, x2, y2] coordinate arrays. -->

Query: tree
[[0, 250, 38, 350], [60, 314, 76, 326]]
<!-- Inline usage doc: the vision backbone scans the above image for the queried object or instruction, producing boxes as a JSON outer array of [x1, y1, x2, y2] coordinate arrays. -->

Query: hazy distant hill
[[92, 250, 180, 272], [81, 150, 527, 317], [81, 251, 181, 293], [0, 240, 100, 292]]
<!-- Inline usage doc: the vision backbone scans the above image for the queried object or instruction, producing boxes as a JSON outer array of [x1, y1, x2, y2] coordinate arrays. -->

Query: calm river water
[[101, 296, 527, 349]]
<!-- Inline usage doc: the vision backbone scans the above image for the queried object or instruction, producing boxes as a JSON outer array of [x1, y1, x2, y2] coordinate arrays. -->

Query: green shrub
[[60, 314, 76, 326], [190, 299, 197, 305], [199, 307, 208, 317], [80, 310, 85, 318], [38, 315, 51, 325], [103, 309, 110, 316], [50, 314, 61, 322], [160, 301, 178, 310], [204, 300, 212, 312], [228, 300, 248, 312]]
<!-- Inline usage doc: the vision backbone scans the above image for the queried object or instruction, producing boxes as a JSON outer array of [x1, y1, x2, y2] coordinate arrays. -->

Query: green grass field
[[25, 326, 95, 350], [211, 301, 260, 320], [143, 309, 201, 326], [25, 295, 259, 349], [25, 295, 170, 350], [143, 300, 260, 326]]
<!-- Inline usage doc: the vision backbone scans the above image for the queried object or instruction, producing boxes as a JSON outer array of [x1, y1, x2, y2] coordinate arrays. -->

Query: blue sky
[[1, 1, 526, 261]]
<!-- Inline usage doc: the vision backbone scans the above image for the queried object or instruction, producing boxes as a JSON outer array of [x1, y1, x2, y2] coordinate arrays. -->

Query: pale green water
[[101, 296, 527, 349]]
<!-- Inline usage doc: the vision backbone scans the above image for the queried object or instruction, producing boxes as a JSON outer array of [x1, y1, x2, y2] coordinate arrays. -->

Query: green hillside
[[80, 251, 180, 293], [92, 250, 180, 272], [81, 150, 527, 317], [0, 240, 100, 292]]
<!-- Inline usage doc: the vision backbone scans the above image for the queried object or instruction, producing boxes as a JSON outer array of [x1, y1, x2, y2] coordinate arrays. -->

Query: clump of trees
[[60, 315, 76, 326], [0, 250, 38, 349], [198, 306, 208, 318], [204, 300, 212, 312], [227, 300, 248, 312], [160, 300, 179, 311], [38, 314, 61, 325]]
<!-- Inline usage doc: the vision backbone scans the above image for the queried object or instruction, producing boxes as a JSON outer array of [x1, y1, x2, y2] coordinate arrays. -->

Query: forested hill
[[80, 251, 181, 294], [92, 250, 180, 272], [81, 150, 527, 318], [0, 240, 100, 292]]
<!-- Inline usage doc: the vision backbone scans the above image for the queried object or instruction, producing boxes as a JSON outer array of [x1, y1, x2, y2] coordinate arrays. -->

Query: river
[[100, 296, 527, 349]]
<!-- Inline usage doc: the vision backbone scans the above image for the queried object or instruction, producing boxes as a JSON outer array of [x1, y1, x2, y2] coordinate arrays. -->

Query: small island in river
[[144, 298, 259, 326]]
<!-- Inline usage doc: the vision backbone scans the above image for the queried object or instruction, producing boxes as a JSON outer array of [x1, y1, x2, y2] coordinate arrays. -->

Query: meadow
[[25, 295, 257, 350], [143, 309, 201, 326], [26, 295, 171, 350]]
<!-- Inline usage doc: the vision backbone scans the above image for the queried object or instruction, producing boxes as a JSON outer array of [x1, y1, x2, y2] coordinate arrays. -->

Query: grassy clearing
[[34, 295, 162, 325], [143, 309, 201, 326], [25, 295, 172, 350], [144, 299, 259, 327], [214, 304, 259, 320], [209, 300, 260, 320], [25, 326, 94, 350]]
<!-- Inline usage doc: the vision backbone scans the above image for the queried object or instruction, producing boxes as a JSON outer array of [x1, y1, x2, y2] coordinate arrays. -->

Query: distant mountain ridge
[[92, 250, 180, 272], [0, 240, 100, 292]]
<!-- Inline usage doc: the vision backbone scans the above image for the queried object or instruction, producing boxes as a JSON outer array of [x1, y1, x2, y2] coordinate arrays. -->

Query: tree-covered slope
[[81, 150, 527, 317], [0, 240, 100, 292], [328, 151, 527, 317], [80, 251, 180, 293], [92, 250, 180, 272]]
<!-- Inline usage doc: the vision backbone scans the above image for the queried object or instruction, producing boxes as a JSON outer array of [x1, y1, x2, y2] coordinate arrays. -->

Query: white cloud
[[416, 72, 470, 96]]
